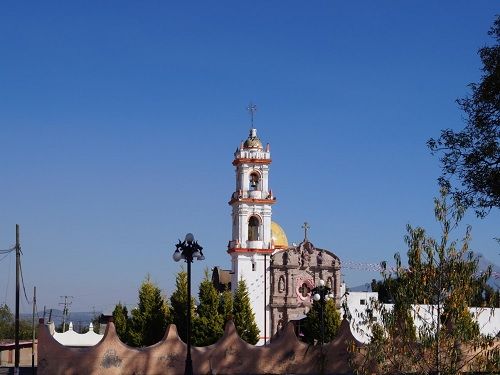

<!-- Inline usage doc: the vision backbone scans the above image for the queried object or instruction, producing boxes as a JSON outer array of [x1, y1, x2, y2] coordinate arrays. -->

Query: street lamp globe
[[185, 233, 195, 243], [173, 250, 182, 262]]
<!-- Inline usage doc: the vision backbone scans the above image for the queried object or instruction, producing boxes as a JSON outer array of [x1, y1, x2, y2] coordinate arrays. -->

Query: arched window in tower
[[249, 172, 260, 191], [248, 216, 260, 241]]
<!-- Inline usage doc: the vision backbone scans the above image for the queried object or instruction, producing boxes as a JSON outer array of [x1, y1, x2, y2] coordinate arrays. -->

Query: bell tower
[[228, 127, 275, 253], [228, 106, 275, 345]]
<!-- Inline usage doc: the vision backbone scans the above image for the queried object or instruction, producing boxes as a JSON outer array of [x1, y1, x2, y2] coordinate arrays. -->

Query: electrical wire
[[2, 252, 12, 305], [0, 252, 12, 263], [19, 256, 31, 305], [0, 246, 15, 254]]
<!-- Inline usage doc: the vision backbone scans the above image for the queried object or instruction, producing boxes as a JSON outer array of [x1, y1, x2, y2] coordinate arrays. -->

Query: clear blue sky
[[1, 1, 498, 314]]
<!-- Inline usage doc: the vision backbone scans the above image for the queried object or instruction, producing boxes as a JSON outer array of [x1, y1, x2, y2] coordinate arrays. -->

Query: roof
[[211, 266, 232, 292], [51, 321, 103, 347], [0, 340, 34, 350], [243, 128, 263, 149]]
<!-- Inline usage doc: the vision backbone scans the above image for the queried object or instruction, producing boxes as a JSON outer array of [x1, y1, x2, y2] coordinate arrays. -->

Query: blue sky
[[1, 1, 498, 314]]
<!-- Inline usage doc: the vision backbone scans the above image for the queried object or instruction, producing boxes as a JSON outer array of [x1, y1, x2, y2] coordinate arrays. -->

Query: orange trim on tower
[[228, 198, 277, 205], [227, 248, 274, 254], [232, 158, 272, 166]]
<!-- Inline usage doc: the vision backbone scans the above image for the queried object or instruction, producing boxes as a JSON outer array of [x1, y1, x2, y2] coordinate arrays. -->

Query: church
[[212, 124, 342, 346]]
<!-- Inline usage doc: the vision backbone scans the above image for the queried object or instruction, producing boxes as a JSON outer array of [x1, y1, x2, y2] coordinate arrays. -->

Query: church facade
[[222, 126, 342, 345]]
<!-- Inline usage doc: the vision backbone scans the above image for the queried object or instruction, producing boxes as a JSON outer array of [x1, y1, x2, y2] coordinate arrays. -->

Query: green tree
[[370, 278, 397, 303], [128, 276, 171, 347], [170, 269, 195, 343], [303, 298, 341, 345], [0, 304, 13, 339], [232, 279, 260, 345], [219, 289, 233, 323], [428, 15, 500, 217], [352, 190, 498, 375], [112, 302, 129, 343], [0, 304, 32, 340], [192, 269, 224, 346]]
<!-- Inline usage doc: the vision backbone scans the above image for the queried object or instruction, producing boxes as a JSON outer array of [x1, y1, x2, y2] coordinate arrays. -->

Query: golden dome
[[243, 128, 263, 149], [243, 136, 263, 149], [271, 221, 289, 249]]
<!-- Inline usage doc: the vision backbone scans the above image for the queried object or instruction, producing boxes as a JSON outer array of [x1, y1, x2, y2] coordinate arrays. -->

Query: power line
[[19, 256, 31, 305], [2, 251, 13, 305], [0, 246, 15, 254], [342, 259, 500, 280], [0, 252, 13, 263]]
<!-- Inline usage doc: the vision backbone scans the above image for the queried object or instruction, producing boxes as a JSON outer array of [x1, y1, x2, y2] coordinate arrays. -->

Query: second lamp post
[[312, 279, 334, 348]]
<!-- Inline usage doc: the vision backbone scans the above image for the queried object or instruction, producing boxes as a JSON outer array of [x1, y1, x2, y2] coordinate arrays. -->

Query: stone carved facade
[[270, 239, 341, 337]]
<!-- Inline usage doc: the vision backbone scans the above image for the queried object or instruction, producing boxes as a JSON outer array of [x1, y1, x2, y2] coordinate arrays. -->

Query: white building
[[50, 322, 103, 347], [343, 291, 500, 343], [227, 127, 276, 346]]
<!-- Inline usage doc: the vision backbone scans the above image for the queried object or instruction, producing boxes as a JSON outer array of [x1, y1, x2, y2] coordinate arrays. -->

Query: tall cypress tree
[[112, 302, 129, 343], [128, 276, 171, 347], [303, 299, 341, 344], [192, 269, 224, 346], [233, 279, 260, 345], [170, 269, 196, 343], [219, 289, 233, 323]]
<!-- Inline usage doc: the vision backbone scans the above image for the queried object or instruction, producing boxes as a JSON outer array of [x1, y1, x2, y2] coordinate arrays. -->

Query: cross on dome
[[247, 102, 257, 128], [302, 222, 310, 241]]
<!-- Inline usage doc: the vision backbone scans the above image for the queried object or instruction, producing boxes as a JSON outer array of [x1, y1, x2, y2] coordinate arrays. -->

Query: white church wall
[[231, 253, 272, 346]]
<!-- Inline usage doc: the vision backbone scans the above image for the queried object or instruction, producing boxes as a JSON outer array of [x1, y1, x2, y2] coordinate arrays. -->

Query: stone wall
[[0, 341, 36, 367], [37, 318, 358, 374]]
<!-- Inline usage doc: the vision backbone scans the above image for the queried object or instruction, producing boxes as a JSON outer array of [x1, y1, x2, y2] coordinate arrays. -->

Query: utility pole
[[59, 295, 73, 332], [15, 224, 20, 375], [32, 286, 36, 374]]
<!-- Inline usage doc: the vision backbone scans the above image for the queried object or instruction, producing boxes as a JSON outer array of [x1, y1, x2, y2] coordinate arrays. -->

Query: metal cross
[[302, 222, 310, 240], [247, 102, 257, 128]]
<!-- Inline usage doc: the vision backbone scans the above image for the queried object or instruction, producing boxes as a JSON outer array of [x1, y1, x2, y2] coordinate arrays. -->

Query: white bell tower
[[228, 107, 275, 345]]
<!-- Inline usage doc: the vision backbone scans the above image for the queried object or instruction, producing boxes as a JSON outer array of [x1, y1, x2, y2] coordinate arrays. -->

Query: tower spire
[[247, 102, 257, 128]]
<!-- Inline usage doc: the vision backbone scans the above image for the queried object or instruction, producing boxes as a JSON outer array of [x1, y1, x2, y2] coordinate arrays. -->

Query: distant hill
[[348, 284, 373, 292], [21, 310, 99, 329]]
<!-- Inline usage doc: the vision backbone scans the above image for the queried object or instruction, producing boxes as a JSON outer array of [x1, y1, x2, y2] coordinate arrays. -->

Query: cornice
[[227, 248, 274, 255], [232, 158, 272, 166], [228, 197, 277, 205]]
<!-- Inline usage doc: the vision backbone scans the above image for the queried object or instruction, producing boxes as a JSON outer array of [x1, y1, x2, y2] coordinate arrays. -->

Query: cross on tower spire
[[247, 102, 257, 128], [302, 222, 310, 241]]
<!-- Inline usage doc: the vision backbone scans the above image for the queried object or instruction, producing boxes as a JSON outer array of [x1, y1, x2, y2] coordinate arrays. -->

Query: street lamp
[[312, 279, 334, 350], [173, 233, 205, 375]]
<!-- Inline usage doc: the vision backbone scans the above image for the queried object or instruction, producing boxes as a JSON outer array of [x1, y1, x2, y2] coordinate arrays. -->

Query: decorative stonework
[[270, 239, 341, 337]]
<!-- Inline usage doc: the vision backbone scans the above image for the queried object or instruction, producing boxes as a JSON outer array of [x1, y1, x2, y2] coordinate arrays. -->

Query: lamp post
[[312, 279, 334, 371], [173, 233, 205, 375]]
